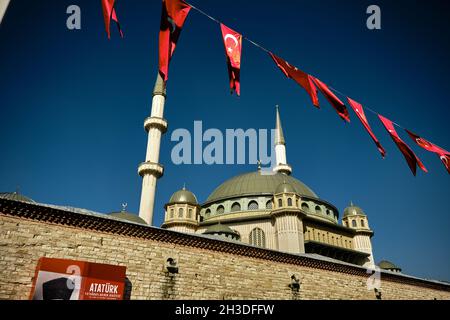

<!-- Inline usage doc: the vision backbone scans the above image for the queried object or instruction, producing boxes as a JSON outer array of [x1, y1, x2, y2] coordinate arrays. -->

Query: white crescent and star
[[224, 34, 239, 53]]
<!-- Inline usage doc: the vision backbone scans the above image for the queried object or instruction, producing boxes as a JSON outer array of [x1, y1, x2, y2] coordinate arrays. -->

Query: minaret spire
[[275, 105, 285, 145], [273, 106, 292, 175], [138, 73, 168, 225]]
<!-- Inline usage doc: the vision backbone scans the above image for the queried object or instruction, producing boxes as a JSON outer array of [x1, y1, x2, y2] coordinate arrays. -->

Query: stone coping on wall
[[0, 198, 449, 292]]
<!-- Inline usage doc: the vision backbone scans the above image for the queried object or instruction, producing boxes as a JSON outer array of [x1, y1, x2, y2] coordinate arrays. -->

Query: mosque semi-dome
[[343, 203, 367, 217], [378, 260, 402, 272], [0, 192, 35, 203], [275, 181, 296, 194], [168, 188, 198, 205], [205, 171, 318, 204], [110, 211, 147, 224]]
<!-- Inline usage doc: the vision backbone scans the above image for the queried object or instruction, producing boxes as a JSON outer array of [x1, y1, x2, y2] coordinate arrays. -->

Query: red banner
[[101, 0, 124, 39], [269, 53, 319, 108], [311, 77, 350, 122], [347, 97, 386, 158], [406, 130, 450, 174], [159, 0, 191, 82], [29, 257, 126, 300], [220, 24, 242, 96], [379, 115, 427, 176]]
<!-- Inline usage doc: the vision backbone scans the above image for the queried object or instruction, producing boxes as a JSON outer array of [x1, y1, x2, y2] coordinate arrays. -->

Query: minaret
[[138, 74, 168, 225], [273, 106, 292, 175]]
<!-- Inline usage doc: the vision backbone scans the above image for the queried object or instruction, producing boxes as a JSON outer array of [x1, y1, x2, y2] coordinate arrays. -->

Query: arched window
[[352, 220, 357, 228], [188, 208, 193, 218], [170, 208, 174, 218], [178, 208, 184, 218], [361, 219, 365, 227], [315, 206, 322, 214], [326, 209, 331, 216], [278, 199, 283, 207], [344, 221, 348, 227], [249, 228, 266, 248], [216, 205, 224, 214], [248, 201, 259, 210], [287, 198, 293, 206], [231, 202, 241, 212], [205, 209, 211, 216], [266, 200, 272, 209], [301, 203, 309, 212]]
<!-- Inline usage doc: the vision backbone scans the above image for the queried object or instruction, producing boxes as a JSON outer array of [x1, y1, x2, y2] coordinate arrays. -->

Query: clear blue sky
[[1, 0, 449, 281]]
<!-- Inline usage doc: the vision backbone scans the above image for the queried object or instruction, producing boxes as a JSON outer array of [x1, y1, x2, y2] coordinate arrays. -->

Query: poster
[[29, 257, 126, 300]]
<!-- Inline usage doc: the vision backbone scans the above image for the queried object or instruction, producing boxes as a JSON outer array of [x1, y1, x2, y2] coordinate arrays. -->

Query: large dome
[[205, 171, 318, 203]]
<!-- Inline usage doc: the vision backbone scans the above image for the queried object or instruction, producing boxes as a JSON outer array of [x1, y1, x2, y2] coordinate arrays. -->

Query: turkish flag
[[378, 115, 427, 175], [159, 0, 191, 82], [406, 130, 450, 174], [101, 0, 124, 39], [311, 77, 350, 122], [347, 97, 386, 158], [269, 53, 319, 108], [220, 24, 242, 96]]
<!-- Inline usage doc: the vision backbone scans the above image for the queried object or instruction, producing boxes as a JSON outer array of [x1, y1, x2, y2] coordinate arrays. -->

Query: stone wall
[[0, 213, 449, 300]]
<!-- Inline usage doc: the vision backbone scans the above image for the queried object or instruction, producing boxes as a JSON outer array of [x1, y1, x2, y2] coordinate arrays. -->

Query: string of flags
[[100, 0, 449, 176]]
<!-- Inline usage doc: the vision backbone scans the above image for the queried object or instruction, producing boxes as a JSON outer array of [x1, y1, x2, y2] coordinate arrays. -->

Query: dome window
[[170, 209, 174, 218], [315, 206, 322, 214], [301, 203, 309, 212], [266, 200, 273, 209], [178, 208, 184, 218], [278, 199, 283, 208], [188, 208, 193, 219], [249, 228, 266, 248], [231, 202, 241, 212], [361, 219, 365, 227], [216, 205, 225, 214], [205, 208, 211, 216], [287, 198, 293, 206], [248, 201, 259, 210], [352, 220, 357, 228]]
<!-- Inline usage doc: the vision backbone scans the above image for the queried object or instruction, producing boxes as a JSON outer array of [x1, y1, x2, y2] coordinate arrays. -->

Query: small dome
[[343, 202, 366, 217], [275, 182, 296, 194], [109, 211, 147, 224], [0, 192, 35, 203], [378, 260, 402, 272], [169, 187, 198, 205], [203, 223, 239, 236]]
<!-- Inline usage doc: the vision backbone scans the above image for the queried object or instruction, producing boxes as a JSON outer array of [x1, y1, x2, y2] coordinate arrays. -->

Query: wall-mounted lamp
[[374, 288, 382, 300], [289, 274, 300, 292], [166, 258, 179, 274]]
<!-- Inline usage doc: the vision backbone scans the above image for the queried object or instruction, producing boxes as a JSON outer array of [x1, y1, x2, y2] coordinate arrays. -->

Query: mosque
[[159, 108, 376, 268], [126, 74, 378, 269]]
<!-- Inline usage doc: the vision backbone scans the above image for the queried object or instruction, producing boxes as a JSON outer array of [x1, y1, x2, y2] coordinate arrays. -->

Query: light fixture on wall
[[374, 288, 382, 300], [166, 258, 179, 274], [289, 274, 300, 292]]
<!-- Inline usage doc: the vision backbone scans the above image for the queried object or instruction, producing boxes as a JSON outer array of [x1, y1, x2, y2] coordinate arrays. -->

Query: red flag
[[269, 53, 319, 108], [311, 77, 350, 122], [406, 130, 450, 174], [220, 24, 242, 96], [378, 115, 427, 175], [159, 0, 191, 82], [347, 97, 386, 158], [101, 0, 124, 39]]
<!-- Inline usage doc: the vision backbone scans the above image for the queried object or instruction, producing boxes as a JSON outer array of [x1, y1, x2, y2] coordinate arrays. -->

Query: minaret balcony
[[144, 116, 168, 134], [138, 161, 164, 178], [273, 164, 292, 175]]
